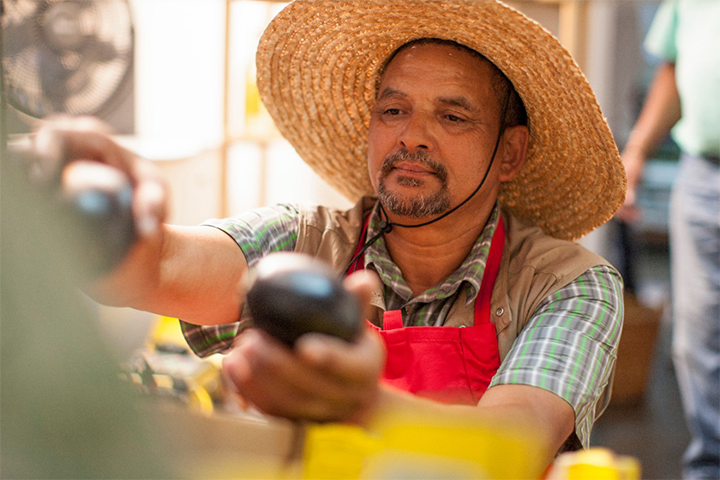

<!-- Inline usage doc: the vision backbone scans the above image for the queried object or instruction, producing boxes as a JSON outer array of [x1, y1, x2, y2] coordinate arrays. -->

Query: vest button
[[495, 307, 505, 317]]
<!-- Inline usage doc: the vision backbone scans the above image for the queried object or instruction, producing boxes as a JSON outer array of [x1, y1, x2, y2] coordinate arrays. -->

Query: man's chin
[[377, 190, 450, 219]]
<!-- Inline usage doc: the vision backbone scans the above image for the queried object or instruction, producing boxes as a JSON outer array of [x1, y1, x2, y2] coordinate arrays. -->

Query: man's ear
[[498, 125, 529, 182]]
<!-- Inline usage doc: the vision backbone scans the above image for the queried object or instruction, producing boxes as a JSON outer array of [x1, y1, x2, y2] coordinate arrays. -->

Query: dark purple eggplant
[[244, 253, 361, 346]]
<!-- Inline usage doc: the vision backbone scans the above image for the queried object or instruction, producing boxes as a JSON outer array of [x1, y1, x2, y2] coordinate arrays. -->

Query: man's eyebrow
[[437, 96, 477, 112], [376, 88, 479, 113], [376, 87, 406, 101]]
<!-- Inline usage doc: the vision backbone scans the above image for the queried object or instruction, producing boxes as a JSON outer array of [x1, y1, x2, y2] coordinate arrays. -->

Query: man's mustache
[[379, 149, 448, 182]]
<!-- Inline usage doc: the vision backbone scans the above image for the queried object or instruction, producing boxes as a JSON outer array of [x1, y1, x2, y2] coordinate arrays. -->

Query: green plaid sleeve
[[489, 265, 624, 448], [180, 204, 301, 357], [204, 203, 301, 266]]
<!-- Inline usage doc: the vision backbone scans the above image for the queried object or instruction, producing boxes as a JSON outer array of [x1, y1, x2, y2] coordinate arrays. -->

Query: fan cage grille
[[2, 0, 134, 118]]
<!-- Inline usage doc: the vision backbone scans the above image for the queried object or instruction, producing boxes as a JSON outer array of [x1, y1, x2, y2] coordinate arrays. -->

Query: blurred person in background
[[617, 1, 720, 478]]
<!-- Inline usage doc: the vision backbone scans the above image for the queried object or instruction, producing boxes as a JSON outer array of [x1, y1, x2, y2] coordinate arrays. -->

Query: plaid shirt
[[362, 205, 500, 326], [181, 202, 623, 448]]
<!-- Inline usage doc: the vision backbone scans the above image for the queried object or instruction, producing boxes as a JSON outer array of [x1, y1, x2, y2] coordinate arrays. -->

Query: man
[[617, 1, 719, 478], [33, 0, 625, 466]]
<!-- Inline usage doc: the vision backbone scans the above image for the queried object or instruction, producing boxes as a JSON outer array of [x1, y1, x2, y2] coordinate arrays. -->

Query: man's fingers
[[296, 327, 385, 383], [224, 329, 382, 421], [241, 331, 363, 401], [32, 116, 117, 169], [223, 330, 329, 418], [27, 117, 170, 238]]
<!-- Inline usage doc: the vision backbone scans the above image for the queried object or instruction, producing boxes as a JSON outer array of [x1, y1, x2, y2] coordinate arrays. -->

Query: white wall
[[130, 0, 225, 148], [127, 0, 350, 227]]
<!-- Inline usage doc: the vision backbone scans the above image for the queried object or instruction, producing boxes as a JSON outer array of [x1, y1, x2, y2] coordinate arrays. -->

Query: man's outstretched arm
[[26, 118, 250, 326]]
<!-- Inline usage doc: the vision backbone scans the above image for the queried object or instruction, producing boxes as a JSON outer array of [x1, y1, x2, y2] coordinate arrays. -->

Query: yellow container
[[548, 447, 641, 480], [302, 409, 548, 480]]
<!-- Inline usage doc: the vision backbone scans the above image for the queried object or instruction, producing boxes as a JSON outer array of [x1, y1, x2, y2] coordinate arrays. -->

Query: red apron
[[346, 218, 505, 405]]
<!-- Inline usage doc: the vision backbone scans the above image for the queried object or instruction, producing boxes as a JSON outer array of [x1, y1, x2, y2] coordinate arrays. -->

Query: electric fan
[[2, 0, 134, 128]]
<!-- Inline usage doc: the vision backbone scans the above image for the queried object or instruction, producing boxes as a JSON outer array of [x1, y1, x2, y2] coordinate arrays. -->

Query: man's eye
[[446, 114, 464, 122], [384, 108, 401, 115]]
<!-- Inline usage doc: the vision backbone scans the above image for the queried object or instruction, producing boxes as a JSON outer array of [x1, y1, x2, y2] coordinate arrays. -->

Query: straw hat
[[256, 0, 626, 240]]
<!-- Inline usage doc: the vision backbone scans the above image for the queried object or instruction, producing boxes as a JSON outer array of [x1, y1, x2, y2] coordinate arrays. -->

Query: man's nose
[[398, 112, 433, 152]]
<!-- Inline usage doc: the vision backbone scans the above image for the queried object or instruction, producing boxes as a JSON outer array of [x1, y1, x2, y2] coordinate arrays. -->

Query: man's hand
[[615, 146, 646, 223], [222, 270, 386, 423], [24, 115, 169, 239], [223, 327, 385, 422], [14, 115, 175, 306], [14, 116, 251, 324]]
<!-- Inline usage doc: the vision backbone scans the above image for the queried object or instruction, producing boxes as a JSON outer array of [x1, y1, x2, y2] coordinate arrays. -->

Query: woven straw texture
[[256, 0, 626, 240]]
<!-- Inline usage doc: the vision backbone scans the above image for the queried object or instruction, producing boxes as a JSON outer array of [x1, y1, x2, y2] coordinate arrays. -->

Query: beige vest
[[295, 197, 620, 428], [296, 197, 613, 356]]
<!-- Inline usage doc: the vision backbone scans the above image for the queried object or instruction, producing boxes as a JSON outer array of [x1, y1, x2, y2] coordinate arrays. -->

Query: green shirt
[[644, 0, 720, 157]]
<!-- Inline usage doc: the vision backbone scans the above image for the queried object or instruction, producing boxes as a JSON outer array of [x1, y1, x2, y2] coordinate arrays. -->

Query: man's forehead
[[378, 44, 497, 96], [387, 42, 485, 64], [384, 40, 495, 70], [381, 43, 496, 85]]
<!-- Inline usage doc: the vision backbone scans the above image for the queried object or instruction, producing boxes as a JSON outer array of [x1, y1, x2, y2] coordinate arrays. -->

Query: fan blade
[[82, 38, 122, 64], [4, 43, 44, 116], [68, 0, 94, 11], [38, 47, 72, 112], [2, 4, 43, 60]]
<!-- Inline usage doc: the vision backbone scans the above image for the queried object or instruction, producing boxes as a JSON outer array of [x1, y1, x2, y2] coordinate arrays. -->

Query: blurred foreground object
[[302, 411, 548, 479], [7, 136, 137, 277], [548, 447, 641, 480], [120, 316, 306, 478], [60, 160, 136, 275], [0, 126, 172, 479]]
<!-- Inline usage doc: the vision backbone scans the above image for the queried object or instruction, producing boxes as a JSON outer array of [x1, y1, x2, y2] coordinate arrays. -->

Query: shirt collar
[[363, 202, 500, 305]]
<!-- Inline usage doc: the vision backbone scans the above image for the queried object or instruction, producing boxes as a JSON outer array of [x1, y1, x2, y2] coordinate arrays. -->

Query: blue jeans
[[669, 153, 720, 480]]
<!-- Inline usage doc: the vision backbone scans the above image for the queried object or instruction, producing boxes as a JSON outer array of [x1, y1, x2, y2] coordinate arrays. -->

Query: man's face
[[367, 43, 504, 219]]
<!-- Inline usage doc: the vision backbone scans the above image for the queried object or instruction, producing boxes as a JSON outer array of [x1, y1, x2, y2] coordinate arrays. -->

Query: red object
[[347, 217, 505, 404]]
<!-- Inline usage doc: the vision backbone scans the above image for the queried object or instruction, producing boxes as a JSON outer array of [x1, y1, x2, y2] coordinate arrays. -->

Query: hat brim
[[257, 0, 626, 240]]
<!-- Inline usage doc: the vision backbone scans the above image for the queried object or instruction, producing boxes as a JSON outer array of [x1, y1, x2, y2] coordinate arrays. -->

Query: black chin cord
[[344, 95, 510, 275]]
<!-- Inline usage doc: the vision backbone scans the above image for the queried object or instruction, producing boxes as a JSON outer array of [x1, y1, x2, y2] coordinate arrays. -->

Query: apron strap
[[346, 215, 372, 275], [474, 216, 505, 326], [382, 310, 404, 330], [349, 212, 506, 329]]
